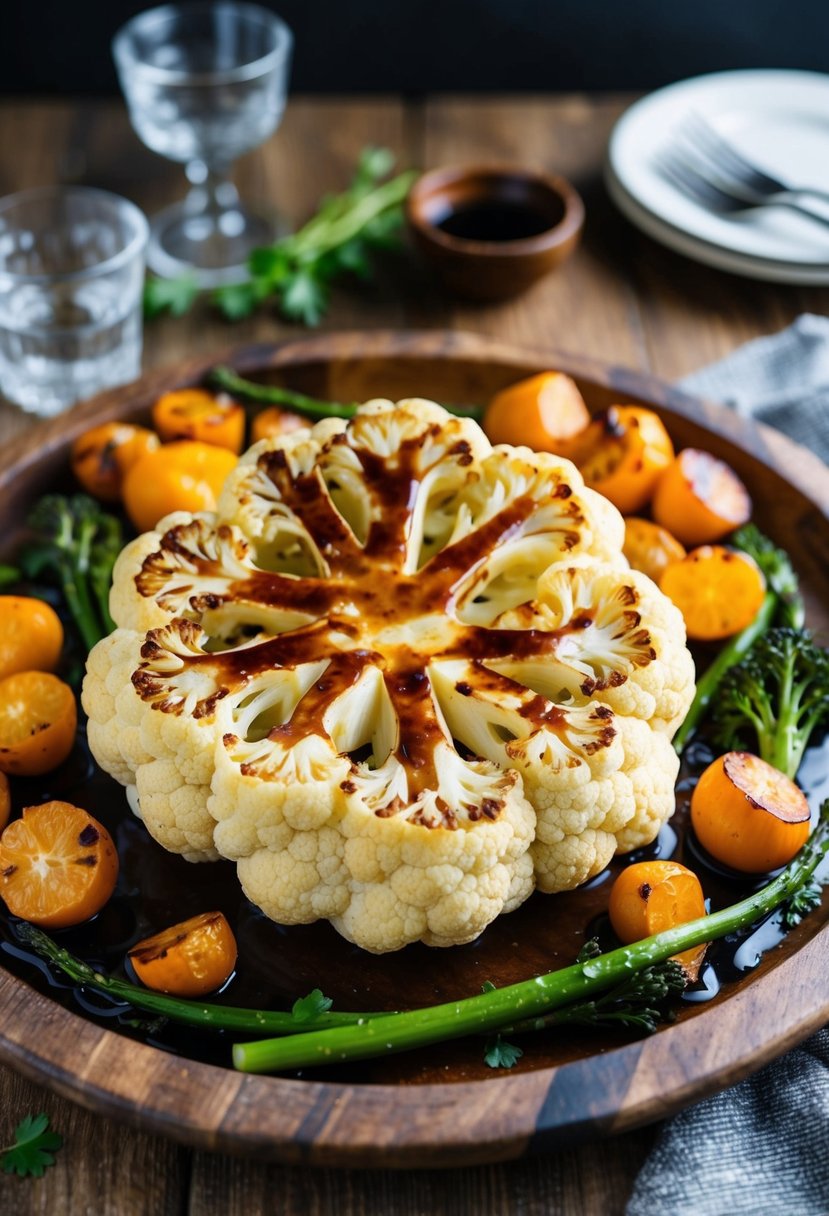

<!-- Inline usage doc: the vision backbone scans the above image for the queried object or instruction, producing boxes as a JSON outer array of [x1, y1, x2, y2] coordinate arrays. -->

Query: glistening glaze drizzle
[[1, 726, 826, 1084]]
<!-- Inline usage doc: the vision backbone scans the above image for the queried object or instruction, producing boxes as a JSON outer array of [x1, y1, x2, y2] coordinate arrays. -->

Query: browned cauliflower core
[[83, 399, 695, 952]]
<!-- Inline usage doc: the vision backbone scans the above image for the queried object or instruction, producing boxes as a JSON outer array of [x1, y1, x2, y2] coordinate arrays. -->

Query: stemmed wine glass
[[113, 2, 293, 287]]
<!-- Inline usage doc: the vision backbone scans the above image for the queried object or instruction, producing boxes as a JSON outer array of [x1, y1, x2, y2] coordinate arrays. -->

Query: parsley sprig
[[0, 1114, 62, 1178], [144, 148, 417, 326]]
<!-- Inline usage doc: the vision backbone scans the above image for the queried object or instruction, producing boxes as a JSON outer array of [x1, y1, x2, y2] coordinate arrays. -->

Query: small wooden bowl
[[406, 165, 584, 301]]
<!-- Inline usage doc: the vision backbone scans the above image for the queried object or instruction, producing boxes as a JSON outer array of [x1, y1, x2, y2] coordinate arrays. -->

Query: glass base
[[147, 199, 278, 288]]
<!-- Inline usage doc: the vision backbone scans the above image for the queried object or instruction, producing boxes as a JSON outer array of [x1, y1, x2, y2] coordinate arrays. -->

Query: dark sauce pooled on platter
[[1, 715, 828, 1085], [435, 199, 559, 242]]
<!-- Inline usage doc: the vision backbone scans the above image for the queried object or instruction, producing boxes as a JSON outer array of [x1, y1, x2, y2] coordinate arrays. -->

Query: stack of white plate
[[605, 69, 829, 285]]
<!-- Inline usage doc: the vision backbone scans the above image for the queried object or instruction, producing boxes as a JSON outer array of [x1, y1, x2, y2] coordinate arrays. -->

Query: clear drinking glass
[[0, 186, 148, 416], [112, 2, 293, 287]]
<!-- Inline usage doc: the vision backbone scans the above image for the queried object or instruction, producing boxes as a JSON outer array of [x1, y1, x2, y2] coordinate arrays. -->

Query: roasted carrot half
[[0, 773, 10, 833], [623, 517, 686, 584], [609, 859, 707, 979], [152, 388, 245, 453], [71, 422, 160, 503], [0, 596, 64, 682], [660, 545, 766, 641], [0, 801, 118, 928], [652, 448, 751, 545], [128, 911, 238, 998], [0, 671, 77, 777], [251, 407, 310, 444], [691, 752, 811, 873], [483, 372, 592, 459], [122, 441, 238, 533], [578, 405, 674, 514]]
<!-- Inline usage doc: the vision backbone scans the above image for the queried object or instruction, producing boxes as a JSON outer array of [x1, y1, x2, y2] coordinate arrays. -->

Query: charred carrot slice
[[652, 448, 751, 546], [659, 545, 766, 641], [691, 752, 810, 873], [152, 389, 245, 453], [251, 407, 310, 444], [483, 372, 592, 458], [578, 406, 674, 514], [129, 911, 238, 998], [71, 422, 159, 503], [609, 859, 707, 978], [0, 801, 118, 928], [623, 517, 686, 583], [0, 671, 77, 777]]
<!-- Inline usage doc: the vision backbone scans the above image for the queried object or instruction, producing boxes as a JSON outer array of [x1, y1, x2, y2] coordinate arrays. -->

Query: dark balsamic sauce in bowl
[[434, 199, 562, 243]]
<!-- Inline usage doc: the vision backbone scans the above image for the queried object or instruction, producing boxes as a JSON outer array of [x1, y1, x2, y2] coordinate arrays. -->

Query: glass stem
[[184, 159, 240, 221]]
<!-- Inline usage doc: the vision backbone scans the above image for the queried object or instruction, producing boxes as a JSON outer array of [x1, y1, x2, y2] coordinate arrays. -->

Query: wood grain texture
[[1, 331, 827, 1173], [0, 94, 828, 1214]]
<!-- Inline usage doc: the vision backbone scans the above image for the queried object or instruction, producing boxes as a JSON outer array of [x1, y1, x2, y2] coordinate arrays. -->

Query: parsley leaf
[[143, 274, 199, 319], [280, 272, 328, 326], [480, 980, 497, 994], [212, 280, 268, 322], [781, 880, 824, 929], [291, 989, 334, 1023], [483, 1035, 523, 1070], [0, 1113, 62, 1178]]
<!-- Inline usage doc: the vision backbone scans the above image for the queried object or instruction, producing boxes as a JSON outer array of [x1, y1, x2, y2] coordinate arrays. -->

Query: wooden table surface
[[0, 93, 827, 1216]]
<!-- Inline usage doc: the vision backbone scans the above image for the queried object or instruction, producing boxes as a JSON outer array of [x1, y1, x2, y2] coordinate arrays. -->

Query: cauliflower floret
[[84, 396, 695, 952]]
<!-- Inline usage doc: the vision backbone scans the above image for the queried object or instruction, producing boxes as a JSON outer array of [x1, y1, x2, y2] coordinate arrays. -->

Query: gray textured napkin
[[679, 313, 829, 465], [627, 315, 829, 1216]]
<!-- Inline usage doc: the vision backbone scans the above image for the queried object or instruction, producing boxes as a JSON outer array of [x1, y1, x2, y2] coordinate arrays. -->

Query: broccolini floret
[[711, 627, 829, 779]]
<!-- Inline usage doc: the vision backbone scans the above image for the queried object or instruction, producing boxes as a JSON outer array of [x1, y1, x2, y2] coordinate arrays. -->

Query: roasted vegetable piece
[[710, 628, 829, 779], [251, 407, 310, 444], [0, 773, 9, 832], [0, 597, 63, 681], [659, 546, 766, 641], [673, 526, 801, 754], [232, 802, 829, 1072], [22, 495, 122, 652], [691, 752, 811, 872], [0, 672, 77, 776], [122, 440, 238, 533], [730, 524, 805, 629], [623, 518, 686, 583], [578, 406, 674, 514], [608, 859, 707, 979], [152, 389, 246, 453], [0, 801, 118, 927], [84, 398, 695, 952], [71, 423, 159, 502], [652, 448, 751, 545], [128, 910, 238, 997], [483, 372, 591, 457]]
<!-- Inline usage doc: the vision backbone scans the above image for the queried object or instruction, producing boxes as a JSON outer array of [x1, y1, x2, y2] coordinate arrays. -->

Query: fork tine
[[654, 150, 746, 213], [681, 112, 784, 194]]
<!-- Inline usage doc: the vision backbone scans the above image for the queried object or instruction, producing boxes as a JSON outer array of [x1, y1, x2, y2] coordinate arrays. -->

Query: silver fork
[[656, 147, 829, 231], [678, 112, 829, 208]]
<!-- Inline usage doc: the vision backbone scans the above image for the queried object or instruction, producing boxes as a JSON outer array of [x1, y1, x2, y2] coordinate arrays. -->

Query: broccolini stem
[[233, 801, 829, 1073], [58, 551, 104, 654], [15, 924, 370, 1035], [209, 366, 485, 423], [289, 171, 418, 258], [210, 367, 359, 420], [674, 590, 776, 754]]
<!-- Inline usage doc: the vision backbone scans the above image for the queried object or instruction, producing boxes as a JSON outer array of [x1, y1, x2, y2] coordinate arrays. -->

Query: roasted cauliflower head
[[83, 397, 695, 952]]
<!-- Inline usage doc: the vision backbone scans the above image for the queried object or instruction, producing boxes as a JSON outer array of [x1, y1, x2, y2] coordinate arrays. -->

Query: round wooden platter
[[0, 330, 828, 1169]]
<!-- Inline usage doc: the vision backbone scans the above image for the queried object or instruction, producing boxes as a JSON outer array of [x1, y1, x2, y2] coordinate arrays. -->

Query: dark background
[[5, 0, 828, 95]]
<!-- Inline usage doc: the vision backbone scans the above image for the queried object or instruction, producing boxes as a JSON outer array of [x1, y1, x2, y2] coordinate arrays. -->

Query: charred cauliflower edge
[[82, 398, 695, 953]]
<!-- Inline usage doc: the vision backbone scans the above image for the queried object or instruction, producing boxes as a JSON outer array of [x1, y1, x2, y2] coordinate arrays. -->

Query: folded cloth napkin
[[678, 313, 829, 466], [627, 314, 829, 1216]]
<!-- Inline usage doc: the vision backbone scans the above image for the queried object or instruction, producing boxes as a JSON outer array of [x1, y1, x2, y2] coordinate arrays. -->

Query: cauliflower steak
[[83, 398, 695, 952]]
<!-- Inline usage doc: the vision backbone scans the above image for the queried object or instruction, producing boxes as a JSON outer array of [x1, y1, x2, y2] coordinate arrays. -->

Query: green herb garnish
[[0, 1114, 62, 1178]]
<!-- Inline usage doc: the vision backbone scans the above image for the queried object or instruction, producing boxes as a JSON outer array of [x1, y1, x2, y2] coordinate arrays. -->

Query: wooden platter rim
[[0, 329, 828, 1167]]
